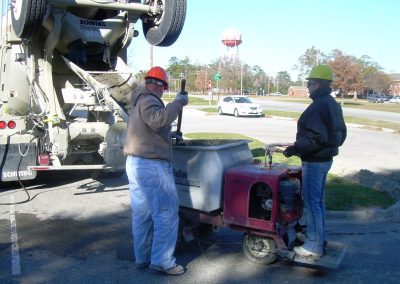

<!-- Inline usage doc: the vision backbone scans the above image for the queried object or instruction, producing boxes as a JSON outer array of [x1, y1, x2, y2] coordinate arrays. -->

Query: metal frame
[[47, 0, 161, 15]]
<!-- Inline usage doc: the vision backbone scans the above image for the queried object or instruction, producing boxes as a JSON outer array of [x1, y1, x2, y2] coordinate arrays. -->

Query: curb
[[346, 123, 396, 133], [326, 200, 400, 223]]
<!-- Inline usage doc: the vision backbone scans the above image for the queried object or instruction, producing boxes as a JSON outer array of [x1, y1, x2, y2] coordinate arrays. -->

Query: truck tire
[[242, 234, 277, 265], [141, 0, 186, 47], [11, 0, 47, 40]]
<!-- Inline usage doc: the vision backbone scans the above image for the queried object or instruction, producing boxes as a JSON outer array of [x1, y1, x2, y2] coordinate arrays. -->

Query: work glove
[[175, 91, 189, 106], [171, 131, 183, 140], [283, 145, 298, 158]]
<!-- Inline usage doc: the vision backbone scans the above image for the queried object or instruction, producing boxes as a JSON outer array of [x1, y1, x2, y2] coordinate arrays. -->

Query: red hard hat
[[145, 66, 168, 90]]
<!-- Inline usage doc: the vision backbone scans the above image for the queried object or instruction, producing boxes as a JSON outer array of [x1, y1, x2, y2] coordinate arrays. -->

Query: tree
[[364, 71, 392, 94], [275, 71, 291, 94], [167, 56, 190, 79], [294, 46, 327, 81], [194, 68, 209, 94], [218, 61, 242, 94], [166, 56, 198, 92], [329, 49, 363, 98], [356, 55, 390, 95], [251, 65, 267, 92], [135, 70, 147, 83]]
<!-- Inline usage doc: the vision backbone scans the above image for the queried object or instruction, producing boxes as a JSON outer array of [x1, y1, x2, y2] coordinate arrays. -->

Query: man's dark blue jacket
[[295, 87, 347, 162]]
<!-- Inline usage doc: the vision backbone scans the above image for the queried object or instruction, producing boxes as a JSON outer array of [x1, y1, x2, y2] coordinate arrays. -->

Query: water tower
[[221, 28, 242, 64]]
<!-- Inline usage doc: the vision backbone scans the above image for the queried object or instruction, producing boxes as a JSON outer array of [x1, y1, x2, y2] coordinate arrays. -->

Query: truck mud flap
[[0, 142, 37, 182]]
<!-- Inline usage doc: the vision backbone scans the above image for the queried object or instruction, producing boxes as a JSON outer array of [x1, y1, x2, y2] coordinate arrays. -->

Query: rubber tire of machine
[[11, 0, 47, 40], [141, 0, 186, 47], [218, 107, 224, 115], [242, 234, 278, 265]]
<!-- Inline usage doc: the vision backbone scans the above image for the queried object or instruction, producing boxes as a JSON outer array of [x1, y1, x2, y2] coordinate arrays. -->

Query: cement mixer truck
[[0, 0, 186, 184]]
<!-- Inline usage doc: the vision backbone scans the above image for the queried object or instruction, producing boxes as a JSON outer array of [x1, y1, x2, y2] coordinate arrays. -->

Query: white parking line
[[10, 195, 21, 275]]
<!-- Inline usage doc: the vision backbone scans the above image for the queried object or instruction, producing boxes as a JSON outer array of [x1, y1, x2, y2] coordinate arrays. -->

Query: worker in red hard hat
[[144, 66, 169, 90], [123, 66, 188, 275], [283, 65, 347, 260]]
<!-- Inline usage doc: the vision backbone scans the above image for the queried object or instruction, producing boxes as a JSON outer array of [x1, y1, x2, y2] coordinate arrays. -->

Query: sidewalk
[[327, 200, 400, 223]]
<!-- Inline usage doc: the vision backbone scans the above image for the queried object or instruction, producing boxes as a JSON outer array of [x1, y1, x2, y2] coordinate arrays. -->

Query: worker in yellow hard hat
[[123, 66, 188, 275], [283, 64, 347, 259]]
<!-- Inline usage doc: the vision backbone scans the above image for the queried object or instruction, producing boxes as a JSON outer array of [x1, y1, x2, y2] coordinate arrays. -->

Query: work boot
[[150, 264, 185, 276], [293, 245, 322, 260]]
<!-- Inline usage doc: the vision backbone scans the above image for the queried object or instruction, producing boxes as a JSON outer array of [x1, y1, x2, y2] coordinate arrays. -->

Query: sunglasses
[[146, 78, 165, 87], [307, 81, 318, 87], [153, 80, 164, 87]]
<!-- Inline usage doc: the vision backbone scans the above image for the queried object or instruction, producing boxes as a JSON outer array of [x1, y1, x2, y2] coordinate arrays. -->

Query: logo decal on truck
[[2, 170, 34, 178], [79, 20, 106, 27]]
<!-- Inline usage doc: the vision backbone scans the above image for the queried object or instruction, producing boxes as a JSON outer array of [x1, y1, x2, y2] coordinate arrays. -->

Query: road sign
[[213, 73, 221, 80]]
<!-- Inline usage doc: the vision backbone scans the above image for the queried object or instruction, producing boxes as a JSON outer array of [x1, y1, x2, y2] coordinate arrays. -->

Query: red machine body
[[223, 164, 301, 230], [179, 162, 303, 247], [223, 163, 302, 236]]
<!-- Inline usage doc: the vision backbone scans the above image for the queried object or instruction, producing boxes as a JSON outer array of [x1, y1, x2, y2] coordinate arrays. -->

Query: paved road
[[251, 97, 400, 123], [180, 108, 400, 195]]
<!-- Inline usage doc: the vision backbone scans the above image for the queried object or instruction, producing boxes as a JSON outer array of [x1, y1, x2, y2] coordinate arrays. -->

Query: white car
[[217, 96, 263, 117], [270, 92, 285, 96], [389, 96, 400, 103]]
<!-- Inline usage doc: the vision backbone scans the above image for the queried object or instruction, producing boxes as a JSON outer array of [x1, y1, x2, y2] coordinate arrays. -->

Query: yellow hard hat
[[307, 65, 334, 81]]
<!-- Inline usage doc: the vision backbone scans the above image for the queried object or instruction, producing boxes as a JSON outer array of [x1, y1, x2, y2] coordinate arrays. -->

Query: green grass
[[184, 132, 396, 211], [263, 96, 400, 113], [325, 175, 394, 211], [164, 94, 217, 105], [195, 97, 400, 133]]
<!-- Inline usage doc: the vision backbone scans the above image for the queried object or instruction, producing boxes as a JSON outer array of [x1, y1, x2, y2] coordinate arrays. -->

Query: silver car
[[217, 96, 263, 117], [389, 96, 400, 103]]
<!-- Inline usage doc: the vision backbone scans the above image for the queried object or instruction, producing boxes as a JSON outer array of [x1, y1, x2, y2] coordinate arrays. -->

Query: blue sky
[[128, 1, 399, 79]]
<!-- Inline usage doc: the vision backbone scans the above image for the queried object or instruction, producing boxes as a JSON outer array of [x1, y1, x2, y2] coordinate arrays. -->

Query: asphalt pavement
[[1, 175, 400, 283], [251, 96, 400, 123]]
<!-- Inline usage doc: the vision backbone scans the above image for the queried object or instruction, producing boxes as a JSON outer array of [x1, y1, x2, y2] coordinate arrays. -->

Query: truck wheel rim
[[12, 0, 22, 20]]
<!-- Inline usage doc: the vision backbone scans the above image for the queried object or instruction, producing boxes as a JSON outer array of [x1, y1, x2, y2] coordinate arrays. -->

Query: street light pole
[[276, 77, 279, 93], [240, 61, 243, 95]]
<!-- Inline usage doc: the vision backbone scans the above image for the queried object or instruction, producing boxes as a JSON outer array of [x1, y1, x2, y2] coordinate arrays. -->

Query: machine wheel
[[218, 107, 224, 115], [141, 0, 186, 46], [234, 109, 240, 117], [11, 0, 47, 40], [242, 234, 277, 265]]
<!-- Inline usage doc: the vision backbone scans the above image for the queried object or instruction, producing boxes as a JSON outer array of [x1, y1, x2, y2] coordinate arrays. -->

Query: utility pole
[[240, 62, 243, 95], [276, 77, 279, 93], [149, 44, 153, 68]]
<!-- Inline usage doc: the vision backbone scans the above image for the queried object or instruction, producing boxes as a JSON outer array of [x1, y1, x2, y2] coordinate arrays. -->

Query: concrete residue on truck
[[0, 0, 187, 183]]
